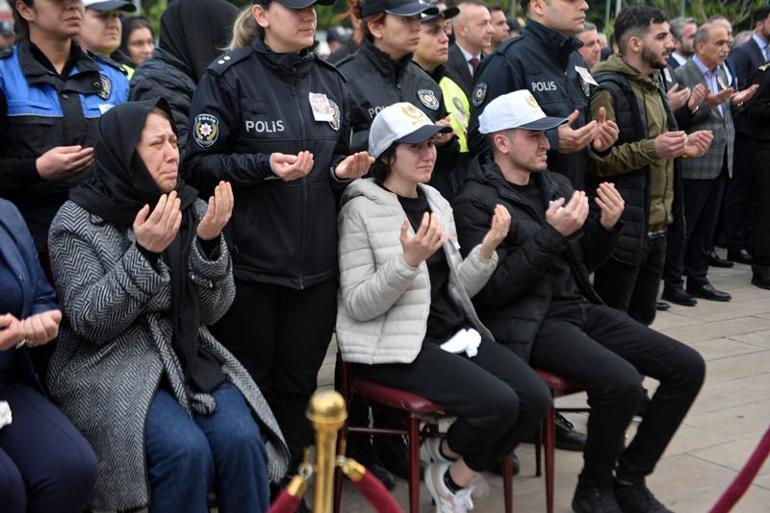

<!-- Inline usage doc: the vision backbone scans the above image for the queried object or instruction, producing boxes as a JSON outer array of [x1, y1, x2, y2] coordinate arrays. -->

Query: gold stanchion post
[[307, 390, 347, 513]]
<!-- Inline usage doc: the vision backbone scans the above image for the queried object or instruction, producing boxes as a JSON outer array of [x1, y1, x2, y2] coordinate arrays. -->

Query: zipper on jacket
[[291, 79, 308, 290]]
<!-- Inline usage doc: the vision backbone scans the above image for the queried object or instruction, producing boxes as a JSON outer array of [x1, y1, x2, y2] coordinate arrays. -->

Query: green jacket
[[590, 55, 674, 231]]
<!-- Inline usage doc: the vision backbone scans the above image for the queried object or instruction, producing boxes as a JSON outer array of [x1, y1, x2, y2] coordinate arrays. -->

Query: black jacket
[[130, 48, 197, 155], [468, 20, 595, 189], [748, 63, 770, 143], [0, 40, 128, 250], [453, 164, 620, 361], [337, 39, 452, 151], [337, 39, 459, 197], [728, 37, 766, 136], [185, 38, 351, 289], [589, 70, 683, 265]]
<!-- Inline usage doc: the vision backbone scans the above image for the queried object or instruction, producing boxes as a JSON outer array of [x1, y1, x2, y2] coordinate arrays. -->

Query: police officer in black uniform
[[185, 0, 371, 483], [338, 0, 460, 199], [468, 0, 618, 190], [0, 0, 128, 259], [746, 63, 770, 289]]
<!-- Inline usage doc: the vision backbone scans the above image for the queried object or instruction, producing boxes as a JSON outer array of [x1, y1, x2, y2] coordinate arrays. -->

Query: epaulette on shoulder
[[207, 47, 252, 75], [87, 50, 123, 72], [335, 53, 355, 67], [759, 63, 770, 73], [0, 46, 14, 59]]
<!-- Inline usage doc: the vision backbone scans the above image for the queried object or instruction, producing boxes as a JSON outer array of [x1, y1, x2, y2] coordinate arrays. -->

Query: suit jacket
[[728, 37, 766, 134], [445, 43, 475, 97], [674, 59, 735, 180], [667, 54, 684, 70], [0, 199, 58, 389]]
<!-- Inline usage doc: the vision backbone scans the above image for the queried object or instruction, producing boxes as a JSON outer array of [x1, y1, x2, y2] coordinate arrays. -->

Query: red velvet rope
[[268, 489, 301, 513], [709, 427, 770, 513], [348, 468, 404, 513]]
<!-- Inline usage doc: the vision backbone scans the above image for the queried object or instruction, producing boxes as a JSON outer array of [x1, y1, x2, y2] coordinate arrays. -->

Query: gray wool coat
[[46, 200, 289, 512]]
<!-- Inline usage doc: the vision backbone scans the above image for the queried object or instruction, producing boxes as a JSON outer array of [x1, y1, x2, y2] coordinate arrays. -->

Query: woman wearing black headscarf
[[46, 99, 289, 513], [129, 0, 239, 154]]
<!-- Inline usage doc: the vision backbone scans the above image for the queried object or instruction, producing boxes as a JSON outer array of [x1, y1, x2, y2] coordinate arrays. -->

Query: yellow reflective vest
[[438, 75, 470, 153]]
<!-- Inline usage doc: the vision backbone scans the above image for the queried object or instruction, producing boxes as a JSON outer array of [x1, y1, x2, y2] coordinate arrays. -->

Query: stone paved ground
[[319, 256, 770, 512]]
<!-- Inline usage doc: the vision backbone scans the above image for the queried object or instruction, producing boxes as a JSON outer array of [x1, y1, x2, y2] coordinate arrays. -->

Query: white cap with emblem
[[479, 90, 569, 134], [368, 102, 452, 158]]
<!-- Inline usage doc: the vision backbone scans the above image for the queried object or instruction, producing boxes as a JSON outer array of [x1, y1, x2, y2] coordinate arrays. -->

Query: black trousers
[[359, 339, 551, 472], [211, 279, 337, 468], [722, 136, 756, 252], [593, 233, 667, 326], [664, 169, 728, 288], [529, 304, 705, 488], [752, 144, 770, 267]]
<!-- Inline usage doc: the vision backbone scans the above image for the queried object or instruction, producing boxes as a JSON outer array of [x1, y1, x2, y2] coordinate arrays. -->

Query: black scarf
[[70, 99, 224, 393], [159, 0, 240, 82]]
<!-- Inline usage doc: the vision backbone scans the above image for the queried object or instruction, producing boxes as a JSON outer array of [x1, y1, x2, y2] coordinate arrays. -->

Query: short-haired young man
[[589, 6, 713, 323], [454, 90, 706, 513]]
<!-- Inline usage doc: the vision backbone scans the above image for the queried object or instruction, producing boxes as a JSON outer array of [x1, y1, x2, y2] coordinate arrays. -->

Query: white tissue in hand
[[0, 401, 12, 429], [440, 328, 482, 358]]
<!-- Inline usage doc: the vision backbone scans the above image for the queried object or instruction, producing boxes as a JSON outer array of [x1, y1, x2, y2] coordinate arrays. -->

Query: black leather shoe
[[687, 281, 732, 302], [655, 301, 670, 311], [709, 250, 734, 268], [374, 435, 411, 480], [661, 286, 698, 307], [614, 478, 674, 513], [347, 438, 397, 490], [752, 268, 770, 290], [555, 413, 586, 451], [572, 483, 623, 513], [727, 249, 753, 265]]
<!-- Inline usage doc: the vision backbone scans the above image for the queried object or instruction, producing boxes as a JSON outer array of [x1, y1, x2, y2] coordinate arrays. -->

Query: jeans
[[359, 338, 551, 471], [145, 382, 270, 513], [530, 304, 705, 487], [0, 382, 97, 513], [593, 233, 667, 326]]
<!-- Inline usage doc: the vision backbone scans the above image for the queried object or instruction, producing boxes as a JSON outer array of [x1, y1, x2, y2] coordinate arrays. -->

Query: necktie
[[469, 57, 480, 74]]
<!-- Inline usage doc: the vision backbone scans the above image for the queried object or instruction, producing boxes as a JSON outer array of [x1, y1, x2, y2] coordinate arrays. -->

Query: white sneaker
[[424, 438, 489, 503], [424, 437, 454, 464], [424, 462, 475, 513]]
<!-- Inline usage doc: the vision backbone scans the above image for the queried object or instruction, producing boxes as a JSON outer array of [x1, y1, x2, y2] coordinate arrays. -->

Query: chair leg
[[545, 407, 556, 513], [502, 453, 514, 513], [408, 417, 421, 513]]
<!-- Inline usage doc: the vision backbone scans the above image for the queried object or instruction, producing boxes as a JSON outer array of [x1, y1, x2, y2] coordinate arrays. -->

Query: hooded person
[[129, 0, 240, 154], [46, 98, 289, 513]]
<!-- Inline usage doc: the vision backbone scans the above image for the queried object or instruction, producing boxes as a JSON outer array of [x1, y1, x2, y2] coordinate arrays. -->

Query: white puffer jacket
[[336, 178, 498, 365]]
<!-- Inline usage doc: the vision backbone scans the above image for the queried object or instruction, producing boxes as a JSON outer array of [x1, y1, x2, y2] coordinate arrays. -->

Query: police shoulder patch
[[472, 82, 488, 107], [193, 114, 220, 148], [97, 74, 112, 100], [417, 89, 440, 111], [328, 98, 341, 131]]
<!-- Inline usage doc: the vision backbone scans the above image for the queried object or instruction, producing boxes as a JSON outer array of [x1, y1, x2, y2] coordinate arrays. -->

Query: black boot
[[555, 413, 587, 451]]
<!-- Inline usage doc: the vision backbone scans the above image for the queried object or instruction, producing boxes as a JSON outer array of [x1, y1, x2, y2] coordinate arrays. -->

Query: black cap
[[82, 0, 137, 12], [253, 0, 336, 7], [362, 0, 438, 18], [421, 5, 459, 23]]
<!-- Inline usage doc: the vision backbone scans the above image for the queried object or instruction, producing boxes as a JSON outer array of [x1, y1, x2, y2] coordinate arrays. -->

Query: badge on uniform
[[575, 66, 597, 97], [417, 89, 440, 111], [97, 74, 111, 100], [452, 96, 468, 126], [327, 98, 341, 131], [193, 114, 219, 148], [472, 82, 488, 107], [309, 92, 334, 122]]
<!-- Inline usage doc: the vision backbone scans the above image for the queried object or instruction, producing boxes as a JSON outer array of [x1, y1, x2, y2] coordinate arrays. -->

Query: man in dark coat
[[454, 90, 705, 513]]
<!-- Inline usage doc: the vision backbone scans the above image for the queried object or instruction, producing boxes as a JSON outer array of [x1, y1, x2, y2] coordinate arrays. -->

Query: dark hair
[[614, 5, 667, 54], [370, 144, 398, 183], [488, 5, 504, 14], [12, 0, 33, 40], [120, 16, 153, 54], [754, 6, 770, 27]]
